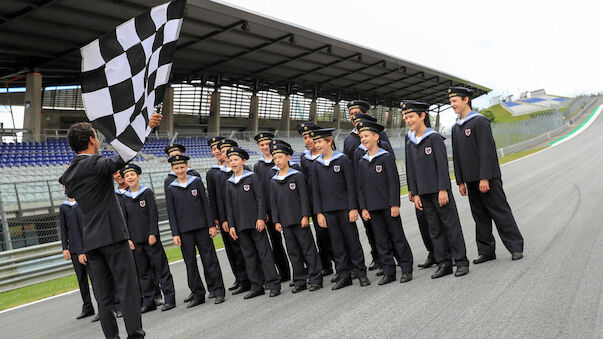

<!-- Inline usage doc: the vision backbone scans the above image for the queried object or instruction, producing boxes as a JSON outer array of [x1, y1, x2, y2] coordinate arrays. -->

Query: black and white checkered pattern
[[80, 0, 185, 161]]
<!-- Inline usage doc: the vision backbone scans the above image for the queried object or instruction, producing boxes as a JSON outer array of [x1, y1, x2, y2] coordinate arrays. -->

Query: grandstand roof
[[0, 0, 491, 106]]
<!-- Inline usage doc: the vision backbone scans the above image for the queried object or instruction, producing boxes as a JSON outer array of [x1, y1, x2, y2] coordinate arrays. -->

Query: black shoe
[[269, 289, 281, 297], [322, 268, 334, 276], [154, 297, 164, 306], [358, 276, 371, 287], [289, 280, 295, 287], [280, 275, 291, 283], [368, 260, 380, 271], [331, 277, 352, 290], [330, 272, 340, 283], [351, 270, 359, 279], [418, 256, 436, 269], [231, 284, 251, 295], [161, 303, 176, 311], [473, 254, 496, 264], [378, 275, 396, 285], [292, 285, 307, 293], [186, 296, 205, 308], [183, 293, 194, 303], [400, 272, 413, 283], [91, 314, 100, 322], [243, 289, 265, 300], [76, 310, 94, 320], [455, 266, 469, 277], [376, 268, 384, 277], [309, 284, 322, 291], [431, 263, 453, 279], [214, 296, 225, 304], [208, 291, 216, 299], [228, 281, 240, 291], [511, 252, 523, 261], [114, 310, 123, 318], [140, 305, 157, 313]]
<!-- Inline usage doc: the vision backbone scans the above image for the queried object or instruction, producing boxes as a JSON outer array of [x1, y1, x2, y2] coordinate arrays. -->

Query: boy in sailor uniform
[[270, 141, 323, 292], [120, 164, 177, 312], [449, 87, 524, 263], [225, 147, 282, 298], [310, 128, 370, 290], [357, 120, 414, 285], [165, 155, 226, 307], [402, 100, 469, 278], [163, 143, 201, 195]]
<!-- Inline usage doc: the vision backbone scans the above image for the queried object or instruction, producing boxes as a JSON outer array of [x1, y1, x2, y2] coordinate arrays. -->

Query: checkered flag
[[80, 0, 186, 161]]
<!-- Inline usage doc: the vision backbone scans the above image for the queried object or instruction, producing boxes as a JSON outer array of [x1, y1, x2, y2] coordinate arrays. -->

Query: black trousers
[[71, 254, 94, 313], [312, 214, 335, 272], [466, 178, 524, 256], [87, 240, 144, 339], [324, 210, 367, 280], [266, 213, 291, 280], [221, 228, 249, 286], [133, 241, 176, 306], [237, 228, 281, 291], [180, 228, 226, 298], [421, 192, 469, 267], [415, 208, 434, 258], [361, 219, 379, 262], [282, 224, 323, 286], [370, 209, 414, 277]]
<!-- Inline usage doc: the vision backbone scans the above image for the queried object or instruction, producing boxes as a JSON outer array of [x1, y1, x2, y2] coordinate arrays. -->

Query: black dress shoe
[[431, 263, 453, 279], [228, 281, 240, 291], [309, 284, 322, 291], [232, 284, 251, 295], [140, 305, 157, 314], [208, 291, 216, 299], [400, 272, 412, 283], [183, 293, 194, 303], [91, 314, 100, 322], [378, 275, 396, 285], [154, 297, 164, 306], [368, 260, 380, 271], [76, 310, 94, 320], [358, 276, 371, 287], [511, 252, 523, 261], [473, 254, 496, 264], [331, 277, 352, 290], [330, 272, 340, 283], [114, 310, 123, 318], [455, 266, 469, 277], [292, 285, 307, 293], [243, 289, 265, 300], [417, 256, 436, 269], [376, 268, 384, 277], [186, 296, 205, 308], [214, 296, 225, 304], [289, 280, 295, 287], [322, 268, 334, 276], [161, 303, 176, 311], [269, 289, 281, 297]]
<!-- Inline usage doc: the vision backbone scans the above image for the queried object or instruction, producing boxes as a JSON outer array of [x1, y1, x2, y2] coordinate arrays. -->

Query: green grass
[[481, 104, 556, 123], [499, 147, 546, 164], [0, 235, 225, 311]]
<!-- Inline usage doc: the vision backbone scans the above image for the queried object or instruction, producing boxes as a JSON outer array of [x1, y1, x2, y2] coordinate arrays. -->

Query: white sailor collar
[[115, 188, 127, 195], [124, 185, 148, 199], [219, 165, 233, 173], [258, 157, 273, 164], [228, 170, 254, 184], [316, 151, 345, 166], [303, 149, 321, 161], [408, 128, 438, 145], [272, 168, 300, 181], [456, 110, 483, 125], [362, 148, 389, 162], [62, 200, 77, 206], [357, 143, 367, 151], [169, 175, 198, 188], [169, 168, 196, 176]]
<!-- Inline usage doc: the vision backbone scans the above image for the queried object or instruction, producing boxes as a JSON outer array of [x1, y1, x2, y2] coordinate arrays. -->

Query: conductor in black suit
[[61, 114, 161, 339]]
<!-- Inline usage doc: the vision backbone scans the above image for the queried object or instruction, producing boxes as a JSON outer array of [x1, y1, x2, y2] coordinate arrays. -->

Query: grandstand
[[497, 89, 569, 116]]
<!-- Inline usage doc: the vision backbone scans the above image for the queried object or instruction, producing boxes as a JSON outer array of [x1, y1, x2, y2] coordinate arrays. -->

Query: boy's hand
[[317, 213, 327, 228], [148, 235, 157, 246], [229, 227, 238, 240], [62, 249, 71, 260], [438, 190, 449, 207], [173, 235, 181, 247], [362, 209, 371, 221], [128, 240, 135, 250], [479, 179, 490, 193], [301, 216, 309, 228], [459, 182, 467, 196], [148, 113, 162, 129], [408, 192, 414, 202], [414, 195, 423, 211], [390, 206, 400, 218], [209, 227, 218, 238], [349, 209, 359, 223], [256, 219, 266, 232], [78, 253, 87, 265], [222, 221, 229, 232], [275, 223, 283, 232]]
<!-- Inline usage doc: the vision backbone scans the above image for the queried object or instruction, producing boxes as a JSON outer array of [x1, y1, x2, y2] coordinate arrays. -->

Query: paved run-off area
[[2, 109, 603, 338]]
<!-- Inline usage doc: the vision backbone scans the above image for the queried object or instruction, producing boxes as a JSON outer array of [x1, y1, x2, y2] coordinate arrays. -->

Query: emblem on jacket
[[191, 189, 198, 196], [243, 184, 250, 191], [333, 165, 340, 173], [289, 183, 296, 190], [465, 129, 471, 136], [425, 147, 432, 155], [139, 200, 146, 207], [375, 165, 382, 173]]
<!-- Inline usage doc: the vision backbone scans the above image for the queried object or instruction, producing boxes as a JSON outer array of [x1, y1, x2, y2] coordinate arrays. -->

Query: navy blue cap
[[356, 120, 385, 134], [208, 136, 225, 147], [218, 139, 238, 149], [120, 163, 142, 176], [164, 143, 185, 155], [297, 122, 321, 136], [226, 147, 249, 160], [253, 132, 274, 143], [310, 128, 335, 140], [448, 87, 474, 99], [347, 100, 370, 112], [168, 155, 190, 165], [270, 140, 293, 156]]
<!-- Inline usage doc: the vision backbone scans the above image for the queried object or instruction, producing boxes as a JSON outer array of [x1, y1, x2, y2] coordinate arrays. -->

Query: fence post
[[46, 180, 55, 210], [0, 196, 13, 251]]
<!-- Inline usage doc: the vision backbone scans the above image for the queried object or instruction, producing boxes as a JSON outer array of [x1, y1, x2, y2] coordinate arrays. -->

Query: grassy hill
[[480, 104, 557, 123]]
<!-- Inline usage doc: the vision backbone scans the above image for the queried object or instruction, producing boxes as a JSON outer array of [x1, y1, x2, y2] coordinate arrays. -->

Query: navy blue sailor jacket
[[59, 200, 85, 255], [357, 148, 401, 211], [214, 165, 252, 224], [405, 129, 452, 196], [120, 186, 160, 244], [310, 151, 358, 215], [269, 168, 311, 227], [253, 158, 275, 213], [165, 175, 214, 236], [225, 170, 266, 232]]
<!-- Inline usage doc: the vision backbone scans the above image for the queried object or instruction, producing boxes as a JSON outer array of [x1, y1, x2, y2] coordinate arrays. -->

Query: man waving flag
[[80, 0, 186, 161]]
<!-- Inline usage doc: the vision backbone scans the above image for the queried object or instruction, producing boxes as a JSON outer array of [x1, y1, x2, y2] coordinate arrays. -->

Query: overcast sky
[[223, 0, 602, 109]]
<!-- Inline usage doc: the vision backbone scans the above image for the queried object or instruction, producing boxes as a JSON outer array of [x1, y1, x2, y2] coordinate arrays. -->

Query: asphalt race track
[[2, 107, 603, 338]]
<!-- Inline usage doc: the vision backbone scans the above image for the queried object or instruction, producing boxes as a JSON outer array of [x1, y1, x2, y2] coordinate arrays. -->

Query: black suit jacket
[[59, 202, 85, 255], [61, 154, 129, 252]]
